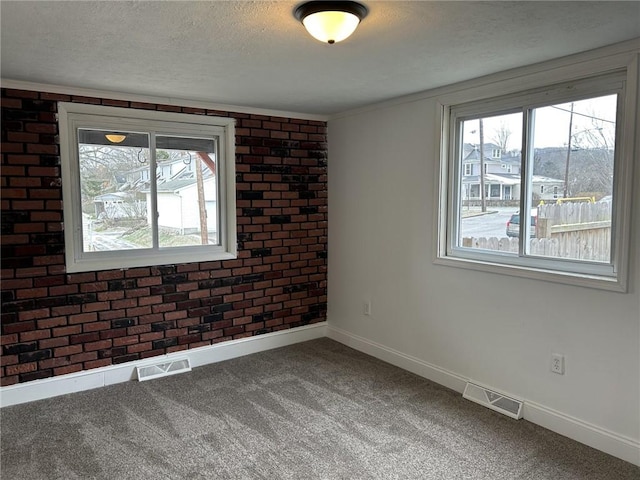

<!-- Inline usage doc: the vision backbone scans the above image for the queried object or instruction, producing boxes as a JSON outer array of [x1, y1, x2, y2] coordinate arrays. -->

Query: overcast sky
[[462, 94, 617, 151]]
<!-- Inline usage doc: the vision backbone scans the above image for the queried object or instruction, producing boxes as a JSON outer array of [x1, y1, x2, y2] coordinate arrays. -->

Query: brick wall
[[0, 89, 328, 386]]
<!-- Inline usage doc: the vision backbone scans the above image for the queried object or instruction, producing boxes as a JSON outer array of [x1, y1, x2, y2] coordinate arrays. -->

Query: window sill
[[433, 254, 626, 293], [65, 248, 237, 273]]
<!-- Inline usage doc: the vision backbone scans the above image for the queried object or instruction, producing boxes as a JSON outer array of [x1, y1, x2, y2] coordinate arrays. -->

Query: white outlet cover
[[363, 301, 371, 316], [551, 353, 565, 374]]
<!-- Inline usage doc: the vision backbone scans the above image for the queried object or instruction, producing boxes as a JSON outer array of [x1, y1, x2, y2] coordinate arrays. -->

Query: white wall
[[327, 41, 640, 463]]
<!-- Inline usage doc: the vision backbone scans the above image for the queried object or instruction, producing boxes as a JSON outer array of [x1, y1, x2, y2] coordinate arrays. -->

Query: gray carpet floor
[[1, 338, 638, 479]]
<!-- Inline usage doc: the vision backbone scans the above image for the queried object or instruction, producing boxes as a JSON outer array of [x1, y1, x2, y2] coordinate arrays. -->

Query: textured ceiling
[[1, 1, 639, 116]]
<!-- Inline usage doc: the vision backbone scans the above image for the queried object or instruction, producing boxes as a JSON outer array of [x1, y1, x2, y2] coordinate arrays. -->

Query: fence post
[[537, 218, 553, 239]]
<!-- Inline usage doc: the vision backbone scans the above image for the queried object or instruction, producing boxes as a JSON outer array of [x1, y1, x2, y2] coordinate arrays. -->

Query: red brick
[[39, 357, 71, 369], [39, 337, 69, 349], [16, 287, 48, 299], [0, 278, 32, 289], [69, 312, 98, 324], [1, 97, 24, 107], [164, 310, 188, 321], [25, 121, 58, 133], [97, 270, 124, 281], [125, 288, 150, 298], [113, 336, 140, 347], [98, 309, 127, 320], [113, 299, 138, 309], [139, 332, 163, 342], [49, 285, 79, 296], [102, 99, 129, 107], [0, 377, 19, 387], [2, 321, 36, 335], [54, 364, 83, 376], [124, 267, 151, 278], [39, 92, 70, 101], [66, 272, 96, 284], [80, 282, 108, 293], [84, 340, 112, 351], [97, 291, 125, 301], [6, 363, 37, 375], [68, 352, 96, 364], [126, 306, 151, 317], [137, 277, 162, 287], [53, 325, 82, 337], [138, 313, 163, 324], [82, 301, 110, 313], [0, 334, 19, 345], [18, 308, 50, 321], [1, 355, 18, 367], [84, 359, 112, 370], [127, 325, 150, 335], [82, 321, 111, 332], [51, 305, 81, 316], [1, 142, 23, 153], [127, 342, 152, 354], [19, 330, 51, 342], [33, 275, 65, 287], [152, 302, 176, 313], [70, 95, 100, 104]]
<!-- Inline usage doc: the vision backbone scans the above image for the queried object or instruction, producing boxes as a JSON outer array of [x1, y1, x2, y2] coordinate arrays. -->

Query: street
[[460, 207, 516, 238], [82, 214, 140, 251]]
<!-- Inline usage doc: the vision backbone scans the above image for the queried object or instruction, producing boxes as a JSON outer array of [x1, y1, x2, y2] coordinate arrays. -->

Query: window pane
[[156, 136, 218, 248], [458, 112, 522, 252], [78, 129, 151, 252], [528, 95, 616, 262]]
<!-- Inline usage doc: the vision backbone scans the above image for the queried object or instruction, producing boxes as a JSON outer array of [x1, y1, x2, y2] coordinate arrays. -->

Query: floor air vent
[[136, 358, 191, 382], [463, 382, 523, 419]]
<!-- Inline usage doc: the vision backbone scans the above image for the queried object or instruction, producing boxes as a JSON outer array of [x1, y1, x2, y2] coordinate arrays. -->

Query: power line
[[549, 105, 615, 124]]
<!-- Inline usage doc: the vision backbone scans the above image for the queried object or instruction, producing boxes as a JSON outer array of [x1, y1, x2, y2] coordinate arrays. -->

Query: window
[[59, 103, 236, 272], [437, 69, 636, 291], [463, 163, 472, 176]]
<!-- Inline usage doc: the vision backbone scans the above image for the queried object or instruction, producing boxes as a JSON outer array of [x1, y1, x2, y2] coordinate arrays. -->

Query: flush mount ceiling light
[[104, 133, 127, 144], [294, 1, 368, 44]]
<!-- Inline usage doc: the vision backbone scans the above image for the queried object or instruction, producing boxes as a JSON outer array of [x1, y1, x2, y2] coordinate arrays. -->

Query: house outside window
[[437, 68, 635, 291], [58, 103, 237, 272]]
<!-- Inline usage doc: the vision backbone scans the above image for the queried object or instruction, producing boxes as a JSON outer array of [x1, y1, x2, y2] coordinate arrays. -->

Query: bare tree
[[490, 121, 512, 154]]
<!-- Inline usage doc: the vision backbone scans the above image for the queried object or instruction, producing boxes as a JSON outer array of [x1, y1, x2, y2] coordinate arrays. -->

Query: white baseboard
[[0, 322, 327, 408], [326, 325, 640, 467], [326, 325, 468, 393], [524, 401, 640, 467]]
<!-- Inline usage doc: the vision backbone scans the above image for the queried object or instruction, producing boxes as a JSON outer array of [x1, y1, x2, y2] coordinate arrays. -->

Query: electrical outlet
[[363, 301, 371, 316], [551, 353, 565, 375]]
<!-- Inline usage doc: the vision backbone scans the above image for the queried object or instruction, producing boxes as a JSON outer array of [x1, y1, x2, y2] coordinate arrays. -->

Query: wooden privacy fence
[[463, 201, 612, 262]]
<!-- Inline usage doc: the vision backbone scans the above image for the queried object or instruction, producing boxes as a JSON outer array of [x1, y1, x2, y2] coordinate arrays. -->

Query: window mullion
[[149, 133, 159, 249], [519, 108, 535, 256]]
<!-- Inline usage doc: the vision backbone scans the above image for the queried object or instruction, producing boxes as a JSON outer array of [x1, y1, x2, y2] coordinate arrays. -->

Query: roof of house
[[463, 173, 563, 185]]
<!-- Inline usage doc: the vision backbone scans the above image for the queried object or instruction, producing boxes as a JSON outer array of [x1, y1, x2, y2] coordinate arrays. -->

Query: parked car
[[506, 212, 536, 238]]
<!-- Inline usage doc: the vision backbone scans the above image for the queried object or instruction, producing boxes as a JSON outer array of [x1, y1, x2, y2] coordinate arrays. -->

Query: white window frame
[[58, 103, 237, 273], [435, 57, 638, 292]]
